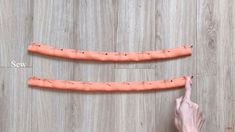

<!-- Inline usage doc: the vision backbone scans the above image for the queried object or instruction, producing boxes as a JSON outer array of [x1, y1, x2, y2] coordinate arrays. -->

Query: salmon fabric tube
[[28, 76, 186, 92], [27, 42, 192, 62]]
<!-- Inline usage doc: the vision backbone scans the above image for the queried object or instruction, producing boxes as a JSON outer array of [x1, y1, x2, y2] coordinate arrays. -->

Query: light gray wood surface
[[0, 0, 234, 132]]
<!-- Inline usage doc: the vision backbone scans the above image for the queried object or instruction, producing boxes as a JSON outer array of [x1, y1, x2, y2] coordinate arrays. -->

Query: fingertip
[[185, 76, 193, 87]]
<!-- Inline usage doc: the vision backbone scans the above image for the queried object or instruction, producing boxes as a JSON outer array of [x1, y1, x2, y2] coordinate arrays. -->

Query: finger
[[193, 104, 200, 123], [199, 115, 205, 130], [174, 118, 180, 130], [196, 108, 204, 128], [196, 106, 200, 119], [192, 102, 199, 110], [176, 96, 183, 111], [184, 76, 192, 100], [196, 107, 202, 126]]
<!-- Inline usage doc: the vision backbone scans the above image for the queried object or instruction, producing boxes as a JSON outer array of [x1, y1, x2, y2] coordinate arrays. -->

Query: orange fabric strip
[[27, 42, 192, 62], [28, 76, 186, 92]]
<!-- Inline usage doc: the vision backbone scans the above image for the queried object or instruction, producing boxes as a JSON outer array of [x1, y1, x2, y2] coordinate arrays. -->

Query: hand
[[174, 76, 205, 132]]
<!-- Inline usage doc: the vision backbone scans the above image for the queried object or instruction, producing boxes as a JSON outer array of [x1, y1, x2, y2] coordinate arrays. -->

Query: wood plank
[[0, 68, 32, 132], [115, 0, 156, 69], [0, 0, 33, 67], [197, 0, 235, 131], [114, 69, 156, 132], [31, 0, 75, 131], [66, 0, 118, 131], [196, 76, 220, 132], [217, 1, 235, 131]]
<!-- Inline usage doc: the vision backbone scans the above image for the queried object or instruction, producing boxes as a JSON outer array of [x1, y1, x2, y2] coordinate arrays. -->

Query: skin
[[175, 77, 205, 132]]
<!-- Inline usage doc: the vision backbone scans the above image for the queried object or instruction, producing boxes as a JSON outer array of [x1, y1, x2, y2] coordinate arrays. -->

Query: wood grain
[[31, 0, 75, 132], [0, 0, 33, 67], [0, 0, 235, 132], [197, 0, 235, 132], [0, 68, 32, 132]]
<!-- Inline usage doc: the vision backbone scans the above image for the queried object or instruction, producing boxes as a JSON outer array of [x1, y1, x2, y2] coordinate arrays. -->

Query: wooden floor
[[0, 0, 235, 132]]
